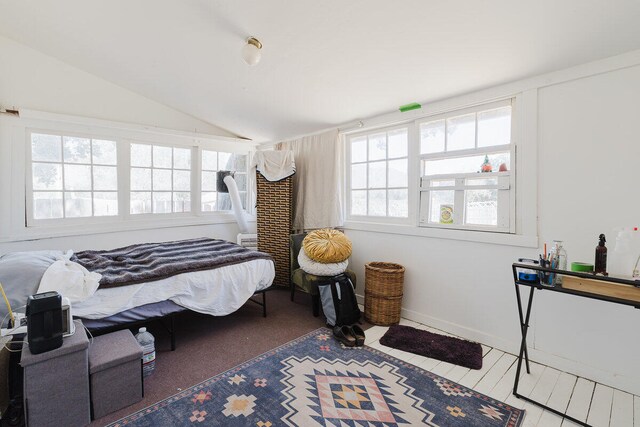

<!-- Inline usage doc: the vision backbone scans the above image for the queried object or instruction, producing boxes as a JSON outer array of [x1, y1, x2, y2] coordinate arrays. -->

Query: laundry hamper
[[364, 262, 405, 326]]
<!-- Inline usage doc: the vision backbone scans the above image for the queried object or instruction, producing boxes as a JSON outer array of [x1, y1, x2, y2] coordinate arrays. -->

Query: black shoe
[[350, 325, 365, 346], [333, 325, 357, 347]]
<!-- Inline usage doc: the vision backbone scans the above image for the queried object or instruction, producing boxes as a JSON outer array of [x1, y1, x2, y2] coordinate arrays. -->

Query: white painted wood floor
[[365, 319, 638, 427]]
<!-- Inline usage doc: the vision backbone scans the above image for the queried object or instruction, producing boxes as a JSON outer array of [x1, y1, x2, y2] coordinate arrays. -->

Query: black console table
[[511, 262, 640, 426]]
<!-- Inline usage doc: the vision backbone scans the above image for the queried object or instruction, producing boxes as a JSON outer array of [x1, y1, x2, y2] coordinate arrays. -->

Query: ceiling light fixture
[[241, 37, 262, 66]]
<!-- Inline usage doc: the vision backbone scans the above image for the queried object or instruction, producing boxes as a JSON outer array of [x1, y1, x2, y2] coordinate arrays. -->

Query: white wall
[[0, 35, 240, 253], [346, 63, 640, 394]]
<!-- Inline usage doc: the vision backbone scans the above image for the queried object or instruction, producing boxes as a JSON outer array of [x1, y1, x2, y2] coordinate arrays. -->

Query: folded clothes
[[298, 250, 348, 276]]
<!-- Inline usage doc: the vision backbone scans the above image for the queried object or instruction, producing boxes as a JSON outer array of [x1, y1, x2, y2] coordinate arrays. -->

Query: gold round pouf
[[303, 229, 352, 263]]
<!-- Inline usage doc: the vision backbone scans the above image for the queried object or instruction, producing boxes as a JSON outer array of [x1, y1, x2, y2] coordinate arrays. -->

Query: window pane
[[478, 107, 511, 148], [447, 113, 475, 151], [33, 192, 63, 219], [173, 148, 191, 169], [173, 170, 190, 191], [131, 168, 152, 191], [388, 189, 408, 217], [465, 189, 498, 226], [93, 192, 118, 216], [63, 137, 91, 163], [92, 140, 118, 165], [429, 190, 455, 223], [32, 134, 61, 162], [93, 166, 118, 191], [218, 152, 232, 170], [32, 163, 62, 190], [130, 192, 151, 214], [368, 161, 386, 188], [467, 177, 498, 186], [423, 152, 510, 175], [388, 129, 408, 159], [64, 164, 92, 190], [173, 192, 191, 213], [351, 137, 367, 163], [388, 159, 407, 188], [351, 164, 367, 189], [430, 179, 455, 187], [202, 171, 217, 191], [152, 192, 172, 213], [368, 190, 386, 216], [420, 120, 445, 154], [153, 169, 172, 191], [202, 150, 217, 170], [153, 145, 172, 168], [368, 133, 386, 161], [201, 192, 217, 212], [64, 192, 92, 217], [218, 193, 231, 210], [351, 190, 367, 216], [131, 144, 151, 167], [235, 173, 247, 191], [234, 154, 247, 171]]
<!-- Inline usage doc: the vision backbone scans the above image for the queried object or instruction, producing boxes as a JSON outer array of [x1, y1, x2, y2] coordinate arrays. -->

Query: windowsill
[[0, 213, 249, 243], [343, 220, 538, 248]]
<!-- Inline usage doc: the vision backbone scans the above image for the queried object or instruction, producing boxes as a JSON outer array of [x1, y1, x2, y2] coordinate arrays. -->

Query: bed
[[0, 238, 275, 349]]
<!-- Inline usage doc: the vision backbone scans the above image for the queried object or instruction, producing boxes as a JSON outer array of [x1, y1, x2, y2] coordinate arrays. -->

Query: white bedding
[[70, 258, 275, 319]]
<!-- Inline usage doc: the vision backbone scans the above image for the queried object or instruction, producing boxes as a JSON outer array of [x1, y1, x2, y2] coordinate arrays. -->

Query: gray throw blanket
[[71, 238, 273, 289]]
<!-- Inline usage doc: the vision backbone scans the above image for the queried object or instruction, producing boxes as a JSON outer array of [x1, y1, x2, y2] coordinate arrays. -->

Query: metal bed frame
[[84, 286, 275, 351]]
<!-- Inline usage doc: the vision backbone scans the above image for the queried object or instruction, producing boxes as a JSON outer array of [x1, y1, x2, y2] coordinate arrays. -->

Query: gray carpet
[[91, 288, 333, 426]]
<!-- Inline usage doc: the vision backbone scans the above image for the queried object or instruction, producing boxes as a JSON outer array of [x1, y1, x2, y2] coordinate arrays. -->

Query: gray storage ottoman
[[88, 329, 143, 419], [21, 320, 90, 427]]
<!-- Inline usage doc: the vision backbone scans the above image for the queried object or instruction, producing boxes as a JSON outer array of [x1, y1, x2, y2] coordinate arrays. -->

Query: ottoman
[[88, 330, 143, 419], [21, 320, 90, 427]]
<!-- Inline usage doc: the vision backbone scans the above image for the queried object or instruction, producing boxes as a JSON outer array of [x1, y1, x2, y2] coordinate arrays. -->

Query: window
[[347, 127, 409, 219], [130, 143, 192, 214], [201, 150, 248, 212], [344, 98, 516, 234], [30, 132, 118, 220], [419, 100, 514, 232]]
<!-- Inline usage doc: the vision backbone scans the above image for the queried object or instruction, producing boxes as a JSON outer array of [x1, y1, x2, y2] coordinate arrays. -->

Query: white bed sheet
[[72, 258, 274, 319]]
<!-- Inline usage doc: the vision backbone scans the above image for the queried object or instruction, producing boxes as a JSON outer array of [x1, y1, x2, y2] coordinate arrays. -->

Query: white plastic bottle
[[135, 327, 156, 377]]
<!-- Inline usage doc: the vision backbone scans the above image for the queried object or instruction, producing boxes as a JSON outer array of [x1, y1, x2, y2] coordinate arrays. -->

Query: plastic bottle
[[549, 240, 567, 285], [595, 234, 608, 274], [135, 327, 156, 377], [610, 227, 640, 277]]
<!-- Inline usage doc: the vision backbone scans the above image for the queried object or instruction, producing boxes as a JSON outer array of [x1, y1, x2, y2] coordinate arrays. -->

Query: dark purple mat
[[379, 324, 483, 370]]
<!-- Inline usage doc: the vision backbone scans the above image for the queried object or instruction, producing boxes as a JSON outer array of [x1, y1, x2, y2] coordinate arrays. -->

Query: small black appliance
[[26, 291, 63, 354]]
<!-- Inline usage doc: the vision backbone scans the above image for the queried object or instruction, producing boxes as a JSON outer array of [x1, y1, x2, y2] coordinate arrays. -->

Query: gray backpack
[[317, 274, 361, 327]]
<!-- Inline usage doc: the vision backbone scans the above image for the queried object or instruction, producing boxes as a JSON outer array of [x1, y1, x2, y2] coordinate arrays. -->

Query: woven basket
[[364, 262, 405, 326]]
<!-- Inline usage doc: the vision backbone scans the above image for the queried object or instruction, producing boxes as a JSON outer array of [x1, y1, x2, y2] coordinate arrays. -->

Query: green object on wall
[[399, 102, 421, 112]]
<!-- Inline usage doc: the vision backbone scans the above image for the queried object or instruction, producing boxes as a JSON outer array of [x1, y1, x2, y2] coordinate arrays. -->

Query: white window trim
[[343, 90, 538, 248], [345, 124, 412, 225], [2, 111, 257, 243]]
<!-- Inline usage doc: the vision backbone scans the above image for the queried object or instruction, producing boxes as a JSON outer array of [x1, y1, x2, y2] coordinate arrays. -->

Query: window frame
[[345, 124, 412, 224], [344, 94, 532, 244], [23, 127, 252, 231], [417, 99, 516, 233]]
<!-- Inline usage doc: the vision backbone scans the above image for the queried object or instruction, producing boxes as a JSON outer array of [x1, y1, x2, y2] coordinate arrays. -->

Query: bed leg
[[262, 291, 267, 318], [170, 314, 176, 351]]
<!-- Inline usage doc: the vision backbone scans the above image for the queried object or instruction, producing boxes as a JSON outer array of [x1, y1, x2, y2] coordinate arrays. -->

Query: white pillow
[[298, 250, 348, 276]]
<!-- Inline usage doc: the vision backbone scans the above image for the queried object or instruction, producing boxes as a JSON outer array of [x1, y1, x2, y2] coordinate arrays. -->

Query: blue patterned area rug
[[109, 328, 524, 426]]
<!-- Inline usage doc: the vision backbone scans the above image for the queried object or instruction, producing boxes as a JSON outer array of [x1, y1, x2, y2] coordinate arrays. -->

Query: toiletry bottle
[[595, 234, 608, 274]]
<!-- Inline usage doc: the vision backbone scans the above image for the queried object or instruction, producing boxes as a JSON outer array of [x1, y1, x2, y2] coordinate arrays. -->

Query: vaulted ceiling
[[1, 1, 639, 142]]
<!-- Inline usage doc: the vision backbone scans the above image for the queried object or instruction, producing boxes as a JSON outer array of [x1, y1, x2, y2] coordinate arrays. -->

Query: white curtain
[[276, 129, 344, 231]]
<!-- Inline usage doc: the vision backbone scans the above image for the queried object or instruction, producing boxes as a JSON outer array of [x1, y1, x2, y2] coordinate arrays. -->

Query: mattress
[[71, 258, 275, 319]]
